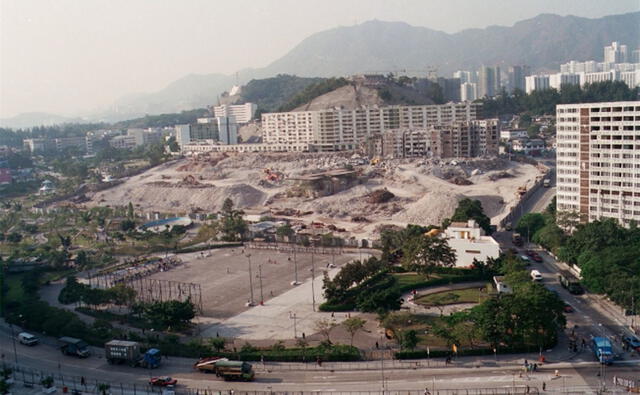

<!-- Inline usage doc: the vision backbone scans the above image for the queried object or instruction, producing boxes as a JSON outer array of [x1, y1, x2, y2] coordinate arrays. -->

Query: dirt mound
[[367, 188, 395, 204], [449, 176, 473, 186]]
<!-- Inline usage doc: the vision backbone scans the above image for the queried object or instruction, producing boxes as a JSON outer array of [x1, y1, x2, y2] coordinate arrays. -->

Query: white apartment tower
[[213, 103, 257, 124], [262, 103, 480, 152], [604, 42, 628, 64], [556, 101, 640, 226]]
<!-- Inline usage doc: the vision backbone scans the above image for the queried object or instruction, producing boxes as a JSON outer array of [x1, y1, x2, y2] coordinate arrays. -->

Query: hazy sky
[[1, 0, 639, 118]]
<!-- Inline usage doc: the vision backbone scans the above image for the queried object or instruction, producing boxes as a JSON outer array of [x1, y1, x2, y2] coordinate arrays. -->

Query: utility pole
[[258, 264, 264, 304], [289, 311, 298, 338], [292, 247, 299, 285], [311, 250, 316, 312], [246, 254, 255, 306]]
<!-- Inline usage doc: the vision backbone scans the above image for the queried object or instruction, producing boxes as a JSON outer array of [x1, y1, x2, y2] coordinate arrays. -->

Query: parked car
[[531, 253, 543, 263], [525, 250, 536, 257], [519, 255, 531, 265], [150, 377, 177, 387], [18, 332, 39, 346], [623, 335, 640, 352], [563, 303, 574, 313]]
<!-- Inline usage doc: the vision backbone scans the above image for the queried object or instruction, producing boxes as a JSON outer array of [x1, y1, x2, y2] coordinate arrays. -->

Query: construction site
[[86, 152, 545, 240]]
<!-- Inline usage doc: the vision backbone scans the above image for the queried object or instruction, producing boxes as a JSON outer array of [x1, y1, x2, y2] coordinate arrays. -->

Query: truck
[[543, 178, 551, 187], [59, 337, 90, 358], [558, 270, 584, 295], [512, 233, 524, 247], [105, 340, 161, 368], [212, 360, 255, 381], [194, 356, 227, 373], [591, 336, 613, 365]]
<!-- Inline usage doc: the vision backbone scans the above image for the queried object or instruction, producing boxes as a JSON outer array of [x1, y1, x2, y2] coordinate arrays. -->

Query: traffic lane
[[531, 250, 628, 356]]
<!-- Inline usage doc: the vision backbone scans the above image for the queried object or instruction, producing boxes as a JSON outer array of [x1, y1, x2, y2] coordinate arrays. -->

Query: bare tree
[[315, 318, 338, 344], [343, 317, 366, 346]]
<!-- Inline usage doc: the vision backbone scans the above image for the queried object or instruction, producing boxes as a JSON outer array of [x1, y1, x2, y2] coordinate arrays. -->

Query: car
[[18, 332, 39, 346], [149, 377, 177, 387], [530, 270, 543, 281], [531, 253, 543, 263], [623, 335, 640, 352], [519, 255, 532, 265], [563, 303, 574, 313], [525, 250, 536, 257]]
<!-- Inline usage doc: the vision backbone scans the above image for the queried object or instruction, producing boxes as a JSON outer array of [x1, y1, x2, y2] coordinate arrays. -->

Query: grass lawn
[[392, 272, 444, 288], [415, 286, 493, 307]]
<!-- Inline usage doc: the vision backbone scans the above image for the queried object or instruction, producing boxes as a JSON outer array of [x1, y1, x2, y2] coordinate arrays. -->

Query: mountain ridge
[[5, 11, 639, 128]]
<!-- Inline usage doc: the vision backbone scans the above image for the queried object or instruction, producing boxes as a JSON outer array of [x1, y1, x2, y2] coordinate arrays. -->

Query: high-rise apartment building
[[477, 66, 501, 98], [556, 101, 640, 226], [377, 119, 499, 159], [213, 103, 257, 124], [262, 103, 480, 152], [525, 75, 551, 94], [174, 116, 238, 147], [460, 82, 478, 102], [604, 42, 628, 64], [508, 65, 528, 93]]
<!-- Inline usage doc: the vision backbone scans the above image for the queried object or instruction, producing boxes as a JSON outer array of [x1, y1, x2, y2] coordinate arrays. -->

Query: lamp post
[[311, 250, 316, 312], [246, 254, 255, 306], [258, 264, 264, 305], [292, 247, 300, 286], [289, 311, 298, 338]]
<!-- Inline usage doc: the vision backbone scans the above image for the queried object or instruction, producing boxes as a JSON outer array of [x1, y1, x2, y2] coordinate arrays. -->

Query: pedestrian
[[375, 341, 379, 349], [80, 377, 85, 386], [533, 363, 538, 372], [331, 312, 334, 318], [542, 382, 546, 391], [524, 359, 529, 367]]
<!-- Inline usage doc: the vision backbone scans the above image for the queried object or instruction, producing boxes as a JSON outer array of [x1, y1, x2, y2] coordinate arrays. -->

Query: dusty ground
[[87, 154, 543, 239], [150, 246, 354, 319]]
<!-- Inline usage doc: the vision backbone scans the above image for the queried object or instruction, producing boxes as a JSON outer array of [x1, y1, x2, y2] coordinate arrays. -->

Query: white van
[[18, 332, 39, 346], [530, 270, 543, 282]]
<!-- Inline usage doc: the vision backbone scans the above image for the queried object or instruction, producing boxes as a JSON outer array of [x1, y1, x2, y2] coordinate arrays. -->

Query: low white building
[[444, 219, 500, 268], [500, 129, 528, 141]]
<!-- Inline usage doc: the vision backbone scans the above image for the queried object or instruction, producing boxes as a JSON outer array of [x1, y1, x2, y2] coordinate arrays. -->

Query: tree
[[6, 232, 21, 243], [210, 337, 225, 352], [222, 198, 234, 215], [450, 198, 493, 235], [516, 213, 546, 242], [400, 329, 419, 350], [315, 318, 337, 344], [401, 235, 456, 278], [276, 224, 294, 238], [343, 317, 366, 346]]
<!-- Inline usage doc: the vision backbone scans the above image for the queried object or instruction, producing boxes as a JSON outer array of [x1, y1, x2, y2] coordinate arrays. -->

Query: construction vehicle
[[213, 360, 255, 381], [194, 357, 227, 373], [59, 337, 90, 358], [105, 340, 161, 368], [591, 337, 613, 364]]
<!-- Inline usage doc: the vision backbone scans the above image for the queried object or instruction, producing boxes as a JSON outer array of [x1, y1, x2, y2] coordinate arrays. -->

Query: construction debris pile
[[87, 152, 543, 239]]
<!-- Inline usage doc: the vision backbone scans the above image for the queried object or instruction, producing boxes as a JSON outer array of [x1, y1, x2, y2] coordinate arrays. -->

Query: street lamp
[[246, 254, 255, 306], [289, 311, 298, 338], [258, 264, 264, 305], [291, 247, 300, 286], [311, 250, 316, 312]]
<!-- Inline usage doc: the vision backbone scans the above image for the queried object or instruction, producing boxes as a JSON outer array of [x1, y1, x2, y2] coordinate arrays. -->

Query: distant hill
[[261, 12, 640, 77], [8, 11, 639, 128], [0, 112, 85, 129], [109, 12, 638, 119], [227, 74, 326, 113], [290, 77, 439, 112]]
